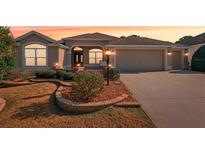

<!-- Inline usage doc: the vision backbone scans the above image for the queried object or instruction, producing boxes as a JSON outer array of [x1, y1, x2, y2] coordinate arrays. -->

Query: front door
[[74, 52, 83, 67]]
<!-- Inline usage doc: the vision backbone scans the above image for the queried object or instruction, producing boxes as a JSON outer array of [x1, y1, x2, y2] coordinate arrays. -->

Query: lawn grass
[[0, 82, 155, 128]]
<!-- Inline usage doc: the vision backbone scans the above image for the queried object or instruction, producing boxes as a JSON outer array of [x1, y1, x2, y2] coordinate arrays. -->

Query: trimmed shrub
[[56, 70, 74, 80], [35, 70, 56, 79], [105, 68, 120, 80], [56, 70, 65, 80], [63, 72, 74, 80], [72, 71, 104, 102]]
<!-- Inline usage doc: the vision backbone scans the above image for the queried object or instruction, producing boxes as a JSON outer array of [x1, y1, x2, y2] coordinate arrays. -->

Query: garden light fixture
[[105, 50, 113, 86]]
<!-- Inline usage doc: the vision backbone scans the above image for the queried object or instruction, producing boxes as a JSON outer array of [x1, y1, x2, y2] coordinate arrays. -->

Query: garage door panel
[[116, 49, 164, 72]]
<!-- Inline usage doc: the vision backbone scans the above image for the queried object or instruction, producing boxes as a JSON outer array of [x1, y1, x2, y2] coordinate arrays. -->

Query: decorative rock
[[0, 98, 6, 112], [55, 86, 128, 113], [29, 79, 72, 87]]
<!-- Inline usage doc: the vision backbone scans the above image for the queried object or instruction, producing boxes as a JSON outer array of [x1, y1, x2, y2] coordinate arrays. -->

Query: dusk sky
[[10, 26, 205, 42]]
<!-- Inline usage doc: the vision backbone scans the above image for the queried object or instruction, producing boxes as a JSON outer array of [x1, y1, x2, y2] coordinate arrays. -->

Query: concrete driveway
[[120, 71, 205, 128]]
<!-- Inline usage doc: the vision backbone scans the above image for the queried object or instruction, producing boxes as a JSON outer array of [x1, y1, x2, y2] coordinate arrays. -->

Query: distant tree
[[133, 34, 140, 37], [120, 36, 126, 38], [0, 26, 16, 80], [175, 35, 193, 44]]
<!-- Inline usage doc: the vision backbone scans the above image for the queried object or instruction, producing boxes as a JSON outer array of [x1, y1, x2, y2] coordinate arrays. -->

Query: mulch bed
[[0, 82, 154, 128], [61, 80, 136, 103]]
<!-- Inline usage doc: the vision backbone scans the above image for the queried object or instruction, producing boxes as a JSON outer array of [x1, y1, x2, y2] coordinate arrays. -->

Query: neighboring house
[[15, 31, 188, 73]]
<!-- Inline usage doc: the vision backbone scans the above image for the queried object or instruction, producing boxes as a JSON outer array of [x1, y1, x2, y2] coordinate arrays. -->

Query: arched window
[[24, 43, 47, 66], [89, 49, 103, 64]]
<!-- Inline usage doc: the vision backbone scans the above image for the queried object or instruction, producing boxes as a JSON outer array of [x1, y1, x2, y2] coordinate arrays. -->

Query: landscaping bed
[[61, 80, 136, 103], [0, 82, 154, 128]]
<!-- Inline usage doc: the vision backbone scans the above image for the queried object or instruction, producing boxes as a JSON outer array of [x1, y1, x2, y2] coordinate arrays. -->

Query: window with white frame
[[24, 44, 47, 66], [89, 49, 103, 64]]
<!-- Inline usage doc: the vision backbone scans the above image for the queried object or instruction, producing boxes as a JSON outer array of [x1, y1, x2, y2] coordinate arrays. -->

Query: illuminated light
[[76, 63, 81, 67], [167, 51, 172, 56], [105, 50, 112, 56], [108, 64, 112, 67], [54, 62, 59, 66], [185, 52, 189, 56]]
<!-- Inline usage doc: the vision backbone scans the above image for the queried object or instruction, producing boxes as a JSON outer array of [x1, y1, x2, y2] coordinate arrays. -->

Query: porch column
[[182, 49, 189, 70], [65, 49, 72, 69]]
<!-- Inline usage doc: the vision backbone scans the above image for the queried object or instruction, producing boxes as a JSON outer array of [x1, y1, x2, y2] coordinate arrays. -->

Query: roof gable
[[62, 32, 118, 41], [15, 31, 68, 49], [15, 30, 56, 43], [108, 35, 174, 46]]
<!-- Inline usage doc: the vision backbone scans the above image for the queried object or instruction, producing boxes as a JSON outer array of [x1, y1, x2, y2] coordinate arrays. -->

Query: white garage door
[[116, 49, 164, 72]]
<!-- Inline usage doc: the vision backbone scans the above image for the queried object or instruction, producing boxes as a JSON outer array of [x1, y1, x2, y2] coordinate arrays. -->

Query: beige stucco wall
[[16, 44, 22, 68], [47, 46, 59, 68], [171, 49, 189, 70], [16, 34, 60, 70], [58, 48, 65, 69], [115, 49, 165, 72], [172, 50, 182, 69]]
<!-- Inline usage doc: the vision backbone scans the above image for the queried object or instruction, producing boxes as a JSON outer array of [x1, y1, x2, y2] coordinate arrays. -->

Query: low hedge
[[35, 70, 74, 80], [56, 70, 74, 80], [35, 70, 56, 78]]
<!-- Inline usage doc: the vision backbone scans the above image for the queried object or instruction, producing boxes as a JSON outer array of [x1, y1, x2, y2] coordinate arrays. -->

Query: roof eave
[[106, 45, 188, 49], [62, 38, 113, 41]]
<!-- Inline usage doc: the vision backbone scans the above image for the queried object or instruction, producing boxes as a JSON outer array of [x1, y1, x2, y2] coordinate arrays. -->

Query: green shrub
[[105, 68, 120, 80], [56, 70, 74, 80], [72, 71, 104, 102], [35, 70, 56, 78], [56, 70, 65, 80], [63, 72, 74, 80]]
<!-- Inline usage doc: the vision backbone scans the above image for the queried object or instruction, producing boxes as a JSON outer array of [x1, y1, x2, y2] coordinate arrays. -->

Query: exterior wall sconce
[[53, 62, 60, 70], [167, 51, 172, 56], [184, 49, 189, 56]]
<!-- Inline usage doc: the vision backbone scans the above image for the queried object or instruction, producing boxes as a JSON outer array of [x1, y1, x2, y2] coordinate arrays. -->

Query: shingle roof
[[108, 35, 175, 45], [178, 32, 205, 45], [15, 31, 68, 49], [15, 30, 56, 43], [62, 32, 118, 41]]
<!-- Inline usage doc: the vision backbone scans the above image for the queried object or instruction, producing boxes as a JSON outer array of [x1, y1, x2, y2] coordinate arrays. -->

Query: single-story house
[[15, 31, 189, 73]]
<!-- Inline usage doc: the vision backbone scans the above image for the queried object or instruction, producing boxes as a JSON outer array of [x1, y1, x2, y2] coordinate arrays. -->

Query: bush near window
[[35, 70, 56, 79], [72, 71, 104, 102], [35, 70, 74, 80], [105, 68, 120, 80]]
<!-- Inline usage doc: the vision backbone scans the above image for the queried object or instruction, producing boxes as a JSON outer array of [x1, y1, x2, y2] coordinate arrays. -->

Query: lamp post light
[[105, 50, 112, 86]]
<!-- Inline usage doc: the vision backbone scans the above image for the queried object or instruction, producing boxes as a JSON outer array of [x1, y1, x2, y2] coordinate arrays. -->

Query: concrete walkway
[[121, 71, 205, 128]]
